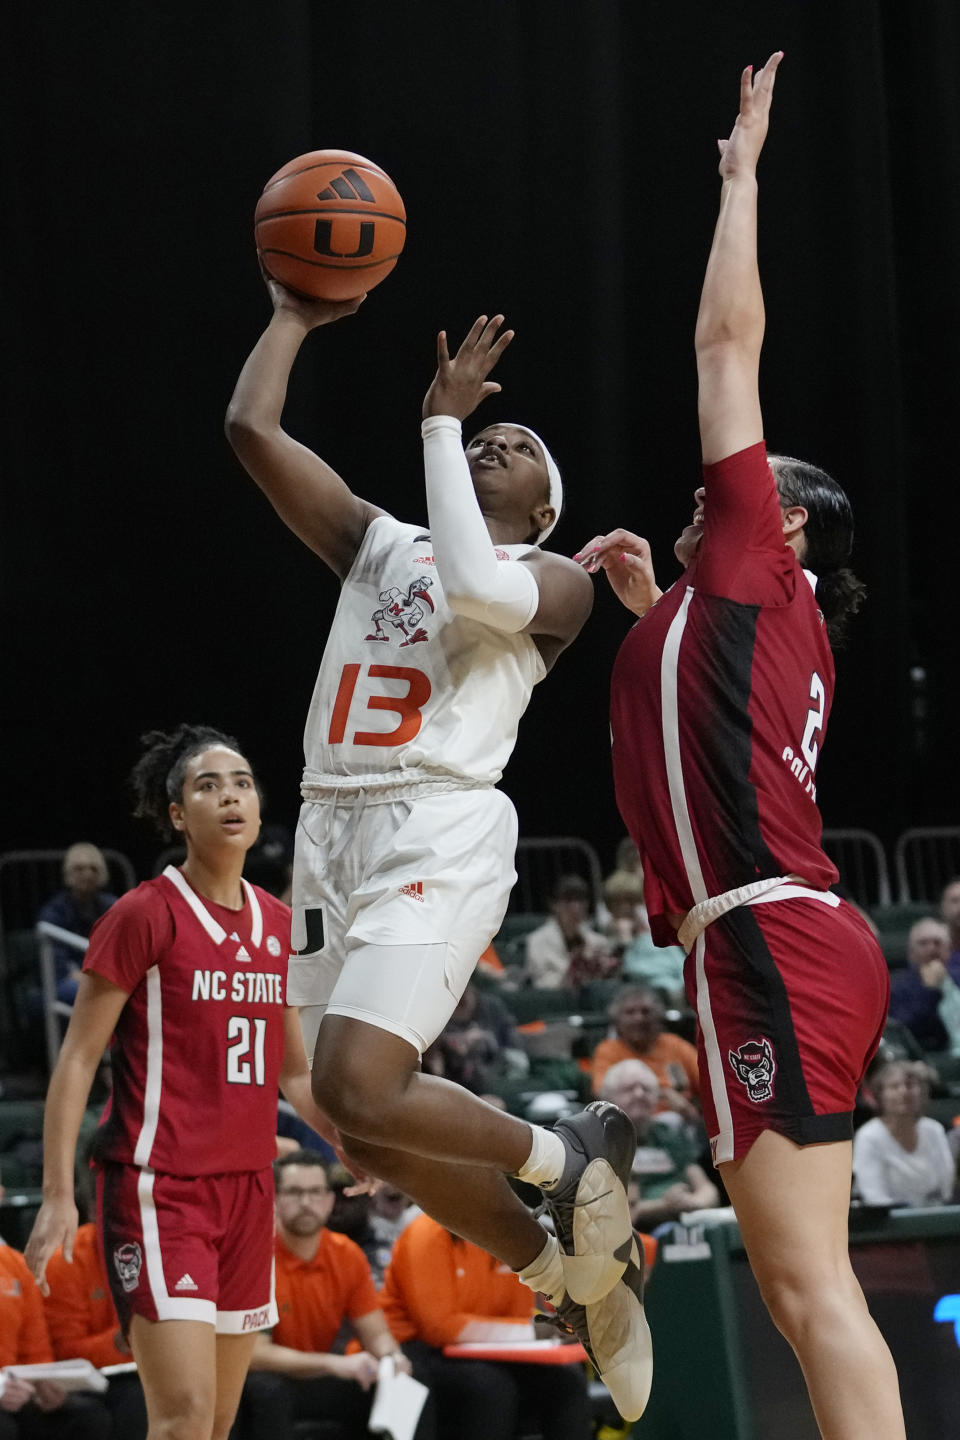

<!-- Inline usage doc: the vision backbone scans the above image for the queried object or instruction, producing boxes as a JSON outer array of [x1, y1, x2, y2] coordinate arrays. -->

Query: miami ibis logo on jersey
[[113, 1241, 143, 1293], [728, 1038, 777, 1103], [366, 575, 435, 647]]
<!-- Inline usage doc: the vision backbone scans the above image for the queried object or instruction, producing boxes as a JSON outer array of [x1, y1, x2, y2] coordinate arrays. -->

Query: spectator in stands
[[325, 1164, 418, 1289], [601, 871, 686, 1003], [591, 984, 700, 1124], [0, 1176, 111, 1440], [381, 1212, 591, 1440], [35, 846, 117, 1007], [888, 917, 955, 1051], [524, 875, 618, 991], [438, 981, 526, 1093], [852, 1061, 955, 1206], [939, 876, 960, 970], [244, 1150, 428, 1440], [599, 1060, 719, 1229]]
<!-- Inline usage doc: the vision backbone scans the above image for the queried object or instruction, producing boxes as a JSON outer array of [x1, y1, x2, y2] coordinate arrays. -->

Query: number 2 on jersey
[[800, 671, 826, 771], [226, 1015, 266, 1085], [328, 663, 432, 747]]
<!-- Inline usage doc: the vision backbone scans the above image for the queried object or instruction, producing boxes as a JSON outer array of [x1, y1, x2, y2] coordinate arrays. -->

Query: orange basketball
[[255, 149, 406, 301]]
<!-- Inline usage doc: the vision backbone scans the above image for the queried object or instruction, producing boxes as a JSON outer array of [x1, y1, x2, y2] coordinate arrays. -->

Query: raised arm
[[420, 317, 592, 667], [696, 52, 782, 465], [225, 281, 385, 580]]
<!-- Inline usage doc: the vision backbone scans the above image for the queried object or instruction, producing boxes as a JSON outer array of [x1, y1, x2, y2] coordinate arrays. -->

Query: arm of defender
[[25, 973, 130, 1292], [696, 53, 782, 466], [225, 281, 385, 581]]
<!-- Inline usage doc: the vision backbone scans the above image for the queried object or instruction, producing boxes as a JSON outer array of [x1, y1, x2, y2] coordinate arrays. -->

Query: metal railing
[[35, 922, 88, 1074]]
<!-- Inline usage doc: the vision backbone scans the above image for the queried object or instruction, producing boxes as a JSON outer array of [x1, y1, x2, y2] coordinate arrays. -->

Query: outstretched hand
[[717, 51, 783, 181], [422, 315, 514, 422], [574, 529, 662, 618]]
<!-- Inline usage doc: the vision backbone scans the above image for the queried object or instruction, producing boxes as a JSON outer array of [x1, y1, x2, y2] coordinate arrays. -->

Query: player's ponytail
[[769, 454, 867, 648], [130, 723, 246, 837]]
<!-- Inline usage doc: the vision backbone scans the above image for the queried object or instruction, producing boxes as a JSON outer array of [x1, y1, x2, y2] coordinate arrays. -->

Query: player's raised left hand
[[422, 315, 514, 422]]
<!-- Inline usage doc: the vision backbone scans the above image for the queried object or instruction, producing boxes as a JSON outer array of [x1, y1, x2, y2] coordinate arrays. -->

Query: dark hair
[[768, 454, 867, 647], [552, 873, 591, 903], [273, 1148, 330, 1185], [130, 723, 250, 837]]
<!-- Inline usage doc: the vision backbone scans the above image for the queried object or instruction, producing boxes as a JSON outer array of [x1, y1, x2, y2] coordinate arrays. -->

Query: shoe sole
[[552, 1102, 636, 1305]]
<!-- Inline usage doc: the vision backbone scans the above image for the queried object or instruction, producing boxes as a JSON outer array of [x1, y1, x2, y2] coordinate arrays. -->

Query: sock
[[514, 1123, 567, 1189], [517, 1230, 566, 1303]]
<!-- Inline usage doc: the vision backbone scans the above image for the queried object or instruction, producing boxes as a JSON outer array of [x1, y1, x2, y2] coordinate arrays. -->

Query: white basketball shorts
[[288, 786, 517, 1054]]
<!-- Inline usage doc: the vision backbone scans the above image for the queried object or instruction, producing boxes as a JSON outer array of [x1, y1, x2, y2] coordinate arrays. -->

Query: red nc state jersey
[[611, 441, 839, 946], [84, 867, 289, 1175]]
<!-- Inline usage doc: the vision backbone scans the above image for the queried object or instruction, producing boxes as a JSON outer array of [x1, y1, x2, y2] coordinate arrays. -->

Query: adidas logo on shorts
[[399, 882, 424, 902], [175, 1274, 199, 1292]]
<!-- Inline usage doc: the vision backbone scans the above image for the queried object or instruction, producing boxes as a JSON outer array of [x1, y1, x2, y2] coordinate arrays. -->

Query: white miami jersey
[[303, 516, 546, 785]]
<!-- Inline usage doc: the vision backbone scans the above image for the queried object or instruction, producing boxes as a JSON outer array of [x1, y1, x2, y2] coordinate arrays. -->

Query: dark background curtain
[[3, 0, 957, 874]]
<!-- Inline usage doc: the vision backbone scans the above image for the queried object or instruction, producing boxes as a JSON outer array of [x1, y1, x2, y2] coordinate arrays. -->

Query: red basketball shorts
[[686, 896, 889, 1165], [98, 1163, 278, 1334]]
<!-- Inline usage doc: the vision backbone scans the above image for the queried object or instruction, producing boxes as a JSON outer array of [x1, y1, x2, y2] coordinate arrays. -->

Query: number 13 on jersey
[[328, 663, 432, 747]]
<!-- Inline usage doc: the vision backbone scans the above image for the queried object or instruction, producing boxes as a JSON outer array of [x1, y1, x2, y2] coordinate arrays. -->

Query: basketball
[[255, 149, 406, 301]]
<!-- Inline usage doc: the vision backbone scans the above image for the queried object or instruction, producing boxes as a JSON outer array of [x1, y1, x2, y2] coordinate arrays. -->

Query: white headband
[[505, 423, 564, 545]]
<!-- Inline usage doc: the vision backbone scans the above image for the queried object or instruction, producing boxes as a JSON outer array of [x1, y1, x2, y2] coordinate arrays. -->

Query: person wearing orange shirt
[[591, 985, 700, 1123], [381, 1213, 591, 1440], [42, 1221, 147, 1439], [244, 1151, 433, 1440], [0, 1236, 109, 1440]]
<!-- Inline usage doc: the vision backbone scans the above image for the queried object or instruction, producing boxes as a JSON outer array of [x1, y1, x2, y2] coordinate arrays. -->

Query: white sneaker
[[541, 1100, 637, 1305], [552, 1232, 653, 1424]]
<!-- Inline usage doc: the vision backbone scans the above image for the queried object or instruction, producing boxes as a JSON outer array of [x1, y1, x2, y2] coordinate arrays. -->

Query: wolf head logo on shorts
[[728, 1037, 777, 1103], [366, 575, 435, 646], [113, 1241, 143, 1293]]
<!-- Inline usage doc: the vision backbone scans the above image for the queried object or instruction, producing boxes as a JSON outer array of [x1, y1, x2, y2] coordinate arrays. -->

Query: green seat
[[869, 902, 934, 969], [503, 988, 580, 1024], [0, 1100, 45, 1152]]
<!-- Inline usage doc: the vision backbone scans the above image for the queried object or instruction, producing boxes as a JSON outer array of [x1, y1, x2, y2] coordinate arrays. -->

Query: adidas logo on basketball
[[175, 1274, 199, 1292], [316, 168, 376, 203], [399, 882, 424, 902]]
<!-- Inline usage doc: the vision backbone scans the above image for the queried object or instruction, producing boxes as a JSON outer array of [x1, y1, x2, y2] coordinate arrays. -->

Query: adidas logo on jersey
[[174, 1274, 199, 1291], [399, 882, 424, 902], [316, 168, 376, 203], [235, 945, 252, 963]]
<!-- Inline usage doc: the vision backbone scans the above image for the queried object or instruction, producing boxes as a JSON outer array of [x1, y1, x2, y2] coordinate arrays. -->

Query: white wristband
[[422, 415, 539, 633]]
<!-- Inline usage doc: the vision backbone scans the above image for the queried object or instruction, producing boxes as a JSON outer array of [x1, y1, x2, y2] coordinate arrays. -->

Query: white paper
[[368, 1355, 429, 1440], [3, 1358, 108, 1394]]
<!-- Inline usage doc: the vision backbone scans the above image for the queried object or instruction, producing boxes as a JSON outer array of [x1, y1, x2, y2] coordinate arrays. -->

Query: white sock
[[514, 1124, 566, 1189], [517, 1230, 566, 1303]]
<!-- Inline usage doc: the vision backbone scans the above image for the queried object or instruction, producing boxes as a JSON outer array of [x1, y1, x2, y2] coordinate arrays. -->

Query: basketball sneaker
[[551, 1233, 653, 1424], [541, 1100, 636, 1305]]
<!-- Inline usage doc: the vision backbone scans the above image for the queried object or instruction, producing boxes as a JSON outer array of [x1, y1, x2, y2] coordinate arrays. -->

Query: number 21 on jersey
[[328, 663, 432, 747]]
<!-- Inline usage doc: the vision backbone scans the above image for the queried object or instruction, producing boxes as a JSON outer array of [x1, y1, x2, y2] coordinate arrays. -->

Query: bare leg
[[129, 1319, 258, 1440], [312, 1015, 534, 1170], [212, 1334, 260, 1440], [312, 1015, 547, 1269], [340, 1134, 549, 1270], [129, 1318, 216, 1440], [720, 1131, 905, 1440]]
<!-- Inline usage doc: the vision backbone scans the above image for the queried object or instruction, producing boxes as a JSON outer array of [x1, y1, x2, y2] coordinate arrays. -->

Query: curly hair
[[769, 454, 867, 648], [130, 723, 250, 838]]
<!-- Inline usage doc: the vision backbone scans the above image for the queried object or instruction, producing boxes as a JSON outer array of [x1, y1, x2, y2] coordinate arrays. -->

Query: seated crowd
[[2, 844, 960, 1436]]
